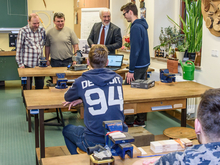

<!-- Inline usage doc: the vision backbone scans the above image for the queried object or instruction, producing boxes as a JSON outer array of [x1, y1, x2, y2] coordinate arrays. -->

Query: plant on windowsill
[[167, 0, 203, 63], [176, 40, 189, 61], [153, 26, 185, 58]]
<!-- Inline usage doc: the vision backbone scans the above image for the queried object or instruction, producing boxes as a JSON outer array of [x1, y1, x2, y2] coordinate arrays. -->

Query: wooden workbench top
[[41, 140, 199, 165], [123, 81, 211, 102], [17, 66, 155, 77], [23, 81, 211, 110], [0, 51, 16, 56]]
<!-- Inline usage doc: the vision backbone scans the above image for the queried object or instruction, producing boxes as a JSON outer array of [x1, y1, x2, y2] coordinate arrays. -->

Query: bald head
[[28, 13, 40, 32]]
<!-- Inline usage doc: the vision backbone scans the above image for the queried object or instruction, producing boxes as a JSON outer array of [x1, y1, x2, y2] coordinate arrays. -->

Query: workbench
[[23, 81, 211, 162], [0, 51, 19, 85], [41, 139, 199, 165], [18, 66, 155, 90]]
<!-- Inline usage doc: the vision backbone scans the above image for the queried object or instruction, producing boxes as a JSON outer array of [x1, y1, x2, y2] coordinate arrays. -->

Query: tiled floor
[[0, 80, 189, 165]]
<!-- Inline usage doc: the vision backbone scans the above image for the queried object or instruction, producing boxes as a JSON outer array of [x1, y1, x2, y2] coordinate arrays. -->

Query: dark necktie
[[100, 26, 105, 45]]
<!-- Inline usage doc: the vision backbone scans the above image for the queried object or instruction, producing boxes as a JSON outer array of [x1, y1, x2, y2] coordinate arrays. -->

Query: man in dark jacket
[[87, 8, 122, 54], [62, 45, 128, 154], [121, 2, 150, 127]]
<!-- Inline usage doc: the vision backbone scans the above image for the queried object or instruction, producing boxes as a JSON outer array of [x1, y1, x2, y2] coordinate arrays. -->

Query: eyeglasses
[[123, 10, 129, 16]]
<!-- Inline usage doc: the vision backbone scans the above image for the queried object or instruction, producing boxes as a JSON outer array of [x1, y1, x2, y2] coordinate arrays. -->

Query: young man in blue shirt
[[121, 2, 150, 127], [62, 45, 128, 154]]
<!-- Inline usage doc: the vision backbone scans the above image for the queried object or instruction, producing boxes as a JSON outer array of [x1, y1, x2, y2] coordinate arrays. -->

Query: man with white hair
[[87, 8, 122, 54]]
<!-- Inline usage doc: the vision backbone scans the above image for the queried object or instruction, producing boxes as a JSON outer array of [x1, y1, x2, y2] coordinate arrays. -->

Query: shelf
[[151, 57, 201, 70], [117, 49, 130, 53]]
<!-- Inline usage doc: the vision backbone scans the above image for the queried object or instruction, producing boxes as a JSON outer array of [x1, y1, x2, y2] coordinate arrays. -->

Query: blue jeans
[[23, 65, 44, 89], [62, 125, 104, 155]]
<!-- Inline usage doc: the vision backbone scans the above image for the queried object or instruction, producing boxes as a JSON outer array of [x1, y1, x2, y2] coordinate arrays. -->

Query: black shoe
[[133, 119, 146, 127]]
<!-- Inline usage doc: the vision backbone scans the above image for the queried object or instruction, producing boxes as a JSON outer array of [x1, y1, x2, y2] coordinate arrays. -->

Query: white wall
[[146, 0, 155, 60], [152, 0, 179, 57], [110, 0, 130, 37], [196, 20, 220, 88]]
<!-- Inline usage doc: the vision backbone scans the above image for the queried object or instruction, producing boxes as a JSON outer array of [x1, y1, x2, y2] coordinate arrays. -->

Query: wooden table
[[18, 66, 155, 90], [20, 66, 154, 132], [23, 81, 211, 161], [41, 140, 199, 165]]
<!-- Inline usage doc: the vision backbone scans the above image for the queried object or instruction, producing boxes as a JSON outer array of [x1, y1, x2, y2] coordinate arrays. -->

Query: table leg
[[27, 77, 31, 90], [35, 114, 39, 165], [28, 110, 32, 132], [181, 109, 187, 127], [39, 109, 45, 159], [35, 114, 39, 148]]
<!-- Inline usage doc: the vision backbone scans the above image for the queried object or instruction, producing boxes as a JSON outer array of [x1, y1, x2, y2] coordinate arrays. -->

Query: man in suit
[[87, 8, 122, 54]]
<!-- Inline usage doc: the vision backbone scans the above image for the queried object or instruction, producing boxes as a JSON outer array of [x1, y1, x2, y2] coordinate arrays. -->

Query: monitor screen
[[9, 33, 18, 47], [107, 55, 124, 67]]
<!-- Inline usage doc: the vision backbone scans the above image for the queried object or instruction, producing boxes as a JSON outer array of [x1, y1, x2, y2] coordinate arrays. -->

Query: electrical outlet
[[211, 49, 218, 57]]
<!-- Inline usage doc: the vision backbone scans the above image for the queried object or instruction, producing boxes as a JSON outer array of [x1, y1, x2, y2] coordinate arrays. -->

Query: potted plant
[[153, 26, 185, 58], [167, 0, 203, 62], [176, 40, 189, 61]]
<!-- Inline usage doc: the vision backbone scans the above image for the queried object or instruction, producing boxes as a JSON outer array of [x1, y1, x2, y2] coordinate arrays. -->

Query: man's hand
[[20, 66, 25, 68], [126, 72, 135, 84], [46, 60, 50, 66], [63, 99, 83, 110]]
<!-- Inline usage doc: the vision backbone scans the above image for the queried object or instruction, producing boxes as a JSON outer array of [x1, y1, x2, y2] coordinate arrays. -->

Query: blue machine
[[160, 69, 176, 83], [21, 77, 27, 85], [39, 57, 47, 67], [55, 73, 68, 89], [103, 120, 134, 159], [30, 109, 39, 115]]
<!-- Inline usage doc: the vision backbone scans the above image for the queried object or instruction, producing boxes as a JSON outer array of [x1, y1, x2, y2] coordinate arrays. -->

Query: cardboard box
[[128, 127, 155, 147]]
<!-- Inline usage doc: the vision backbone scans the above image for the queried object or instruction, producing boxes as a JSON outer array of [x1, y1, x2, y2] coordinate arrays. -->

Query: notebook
[[106, 54, 124, 71]]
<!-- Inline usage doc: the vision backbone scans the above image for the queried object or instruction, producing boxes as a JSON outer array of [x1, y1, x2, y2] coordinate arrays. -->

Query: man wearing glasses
[[121, 2, 150, 127], [87, 8, 122, 54]]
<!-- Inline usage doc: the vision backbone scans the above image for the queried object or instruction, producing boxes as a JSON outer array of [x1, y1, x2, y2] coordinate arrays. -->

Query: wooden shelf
[[151, 57, 201, 70], [117, 49, 130, 53], [0, 51, 16, 56]]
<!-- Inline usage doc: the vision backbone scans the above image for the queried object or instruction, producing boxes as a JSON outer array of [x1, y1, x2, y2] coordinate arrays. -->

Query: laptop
[[106, 54, 124, 71]]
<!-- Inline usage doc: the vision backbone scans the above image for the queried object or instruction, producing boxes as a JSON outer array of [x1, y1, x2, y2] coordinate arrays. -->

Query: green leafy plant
[[177, 41, 189, 52], [167, 0, 203, 53], [153, 26, 185, 52]]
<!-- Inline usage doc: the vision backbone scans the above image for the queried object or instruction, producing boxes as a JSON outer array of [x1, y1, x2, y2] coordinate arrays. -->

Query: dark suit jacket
[[87, 22, 122, 54]]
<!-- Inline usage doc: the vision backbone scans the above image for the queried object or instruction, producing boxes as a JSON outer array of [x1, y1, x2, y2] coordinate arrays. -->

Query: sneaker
[[133, 119, 146, 127], [124, 122, 133, 127]]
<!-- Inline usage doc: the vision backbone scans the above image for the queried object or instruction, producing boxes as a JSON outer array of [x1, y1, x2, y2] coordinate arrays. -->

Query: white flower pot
[[176, 51, 185, 61]]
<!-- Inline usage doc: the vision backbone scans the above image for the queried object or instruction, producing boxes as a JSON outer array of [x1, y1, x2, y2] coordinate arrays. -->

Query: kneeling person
[[62, 45, 128, 154]]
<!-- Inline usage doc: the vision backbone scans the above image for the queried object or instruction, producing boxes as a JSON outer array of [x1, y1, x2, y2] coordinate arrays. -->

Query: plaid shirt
[[16, 25, 46, 68]]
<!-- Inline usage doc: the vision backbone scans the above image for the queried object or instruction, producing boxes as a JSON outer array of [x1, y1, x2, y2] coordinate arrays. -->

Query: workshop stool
[[76, 147, 86, 154], [163, 127, 197, 139]]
